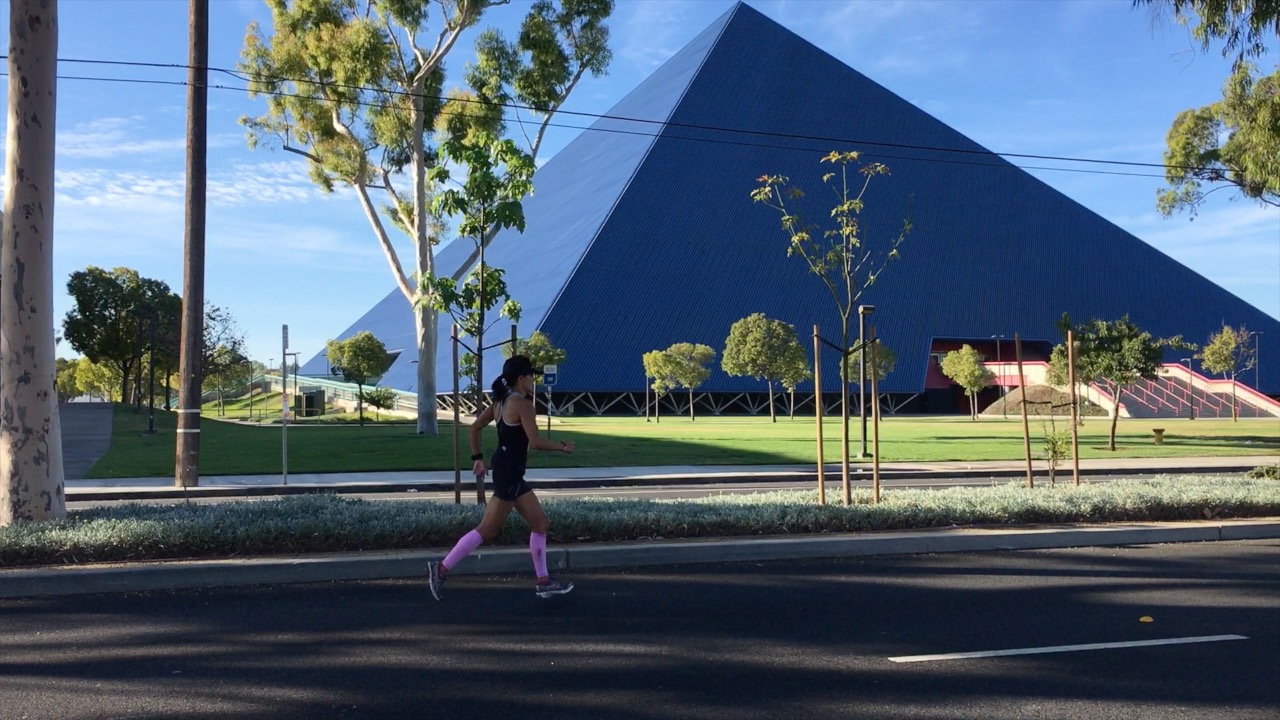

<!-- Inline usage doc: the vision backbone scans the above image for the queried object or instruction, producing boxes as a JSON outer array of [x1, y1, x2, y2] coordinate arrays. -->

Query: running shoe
[[535, 577, 574, 598], [427, 561, 446, 601]]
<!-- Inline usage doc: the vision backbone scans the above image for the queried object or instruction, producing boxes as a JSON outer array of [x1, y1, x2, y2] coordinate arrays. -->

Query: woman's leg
[[514, 491, 571, 596], [514, 491, 551, 580], [444, 497, 514, 571], [428, 496, 515, 599]]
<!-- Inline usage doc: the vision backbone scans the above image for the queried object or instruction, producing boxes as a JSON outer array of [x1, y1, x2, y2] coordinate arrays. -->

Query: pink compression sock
[[530, 532, 549, 579], [442, 530, 484, 571]]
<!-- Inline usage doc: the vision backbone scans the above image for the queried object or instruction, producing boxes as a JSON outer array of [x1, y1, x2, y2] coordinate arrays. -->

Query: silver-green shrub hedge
[[1, 476, 1276, 567]]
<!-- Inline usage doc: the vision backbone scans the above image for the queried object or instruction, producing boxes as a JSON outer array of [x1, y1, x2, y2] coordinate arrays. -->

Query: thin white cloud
[[44, 161, 339, 209], [617, 0, 703, 69], [57, 117, 239, 159]]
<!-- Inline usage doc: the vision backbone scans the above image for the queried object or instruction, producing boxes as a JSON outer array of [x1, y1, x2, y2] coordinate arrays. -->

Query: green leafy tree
[[1048, 340, 1100, 387], [433, 262, 522, 409], [1041, 419, 1073, 487], [722, 313, 807, 422], [239, 0, 614, 436], [642, 349, 680, 423], [505, 331, 568, 374], [361, 387, 399, 420], [940, 345, 994, 421], [202, 347, 252, 417], [1134, 0, 1279, 63], [423, 134, 531, 412], [753, 151, 912, 464], [780, 343, 812, 419], [1197, 324, 1258, 420], [1133, 1, 1280, 215], [1062, 314, 1193, 450], [326, 331, 394, 426], [62, 267, 181, 405], [74, 358, 122, 402], [201, 304, 247, 386], [665, 342, 716, 421], [844, 340, 897, 384], [55, 358, 79, 403], [1156, 63, 1280, 216]]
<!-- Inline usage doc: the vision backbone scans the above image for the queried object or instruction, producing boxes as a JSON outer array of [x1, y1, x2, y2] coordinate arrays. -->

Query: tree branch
[[329, 106, 416, 302], [354, 179, 417, 302], [282, 144, 323, 165], [383, 15, 412, 85], [381, 168, 417, 239]]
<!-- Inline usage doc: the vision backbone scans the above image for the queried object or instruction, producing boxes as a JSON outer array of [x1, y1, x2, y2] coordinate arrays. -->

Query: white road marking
[[888, 634, 1249, 663]]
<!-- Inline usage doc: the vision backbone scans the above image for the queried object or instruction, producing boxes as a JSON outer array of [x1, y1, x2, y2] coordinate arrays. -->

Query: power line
[[5, 53, 1197, 175], [0, 68, 1173, 180]]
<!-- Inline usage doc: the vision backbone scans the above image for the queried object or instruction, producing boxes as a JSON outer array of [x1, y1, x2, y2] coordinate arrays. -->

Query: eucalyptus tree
[[240, 0, 613, 435]]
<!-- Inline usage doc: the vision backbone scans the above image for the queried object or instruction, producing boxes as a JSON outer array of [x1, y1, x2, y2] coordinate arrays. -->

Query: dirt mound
[[983, 384, 1107, 417]]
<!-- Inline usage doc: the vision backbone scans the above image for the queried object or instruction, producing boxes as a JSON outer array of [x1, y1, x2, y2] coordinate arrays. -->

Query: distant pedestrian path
[[59, 402, 113, 480]]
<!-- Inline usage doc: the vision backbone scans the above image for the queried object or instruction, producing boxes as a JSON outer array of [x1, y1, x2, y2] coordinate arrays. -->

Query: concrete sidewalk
[[4, 517, 1277, 599], [65, 454, 1279, 500]]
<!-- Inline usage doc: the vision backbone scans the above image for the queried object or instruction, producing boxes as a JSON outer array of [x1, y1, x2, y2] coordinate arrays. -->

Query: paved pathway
[[57, 402, 113, 480], [65, 454, 1279, 491]]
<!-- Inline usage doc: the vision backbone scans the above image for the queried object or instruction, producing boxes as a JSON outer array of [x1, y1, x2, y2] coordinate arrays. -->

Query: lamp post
[[857, 304, 875, 459], [285, 352, 299, 416], [143, 304, 158, 434], [991, 334, 1007, 418], [1180, 357, 1195, 420]]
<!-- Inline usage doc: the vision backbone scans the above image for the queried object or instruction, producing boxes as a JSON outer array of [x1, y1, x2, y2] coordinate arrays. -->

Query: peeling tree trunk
[[414, 303, 437, 435], [1, 0, 65, 524]]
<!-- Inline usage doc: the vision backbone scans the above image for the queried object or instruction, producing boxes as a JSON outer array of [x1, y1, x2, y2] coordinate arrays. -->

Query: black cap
[[503, 355, 535, 379]]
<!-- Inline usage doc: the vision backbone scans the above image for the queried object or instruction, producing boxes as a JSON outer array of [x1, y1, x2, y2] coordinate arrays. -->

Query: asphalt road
[[1, 541, 1276, 720]]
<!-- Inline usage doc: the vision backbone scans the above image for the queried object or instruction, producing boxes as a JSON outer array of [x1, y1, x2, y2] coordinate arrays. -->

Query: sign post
[[543, 365, 557, 435], [282, 324, 289, 486]]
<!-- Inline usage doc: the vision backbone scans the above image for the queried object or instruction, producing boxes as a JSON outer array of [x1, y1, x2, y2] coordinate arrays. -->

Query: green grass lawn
[[202, 392, 408, 424], [87, 404, 1280, 478]]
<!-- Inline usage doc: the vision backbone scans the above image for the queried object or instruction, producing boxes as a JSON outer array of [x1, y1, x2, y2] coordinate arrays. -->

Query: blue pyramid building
[[302, 2, 1279, 413]]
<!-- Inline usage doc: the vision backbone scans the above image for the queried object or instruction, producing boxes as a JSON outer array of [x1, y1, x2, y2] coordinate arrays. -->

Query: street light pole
[[1181, 357, 1195, 420], [991, 334, 1007, 418], [857, 305, 875, 459], [1251, 331, 1264, 390], [146, 305, 157, 434]]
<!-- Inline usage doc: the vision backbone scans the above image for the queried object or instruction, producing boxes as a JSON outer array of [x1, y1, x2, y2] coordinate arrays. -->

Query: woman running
[[427, 355, 575, 600]]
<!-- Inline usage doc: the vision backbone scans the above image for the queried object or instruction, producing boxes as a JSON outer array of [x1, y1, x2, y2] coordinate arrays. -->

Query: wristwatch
[[471, 452, 484, 461]]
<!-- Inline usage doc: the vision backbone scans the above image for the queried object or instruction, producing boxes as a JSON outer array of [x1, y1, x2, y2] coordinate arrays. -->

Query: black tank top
[[494, 392, 529, 464]]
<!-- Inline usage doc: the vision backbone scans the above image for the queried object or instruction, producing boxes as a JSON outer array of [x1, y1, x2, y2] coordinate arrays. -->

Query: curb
[[3, 518, 1277, 600], [63, 464, 1262, 502]]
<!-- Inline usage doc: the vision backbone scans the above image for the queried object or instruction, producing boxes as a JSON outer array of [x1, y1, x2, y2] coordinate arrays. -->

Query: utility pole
[[174, 0, 208, 488]]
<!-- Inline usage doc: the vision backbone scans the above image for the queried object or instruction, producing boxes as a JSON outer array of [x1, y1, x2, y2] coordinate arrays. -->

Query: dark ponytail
[[492, 354, 535, 405], [491, 375, 511, 404]]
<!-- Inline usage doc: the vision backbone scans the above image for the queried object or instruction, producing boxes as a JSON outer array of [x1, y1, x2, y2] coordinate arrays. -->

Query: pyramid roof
[[303, 2, 1279, 396]]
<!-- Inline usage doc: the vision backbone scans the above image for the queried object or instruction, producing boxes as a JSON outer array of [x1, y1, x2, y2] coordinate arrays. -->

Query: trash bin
[[1152, 428, 1165, 445]]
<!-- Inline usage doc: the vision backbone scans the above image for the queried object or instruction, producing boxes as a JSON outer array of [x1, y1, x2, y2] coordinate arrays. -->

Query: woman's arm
[[468, 404, 497, 476], [516, 396, 574, 453]]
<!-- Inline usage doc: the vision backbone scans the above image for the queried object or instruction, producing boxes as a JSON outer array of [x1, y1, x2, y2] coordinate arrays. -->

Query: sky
[[2, 0, 1278, 367]]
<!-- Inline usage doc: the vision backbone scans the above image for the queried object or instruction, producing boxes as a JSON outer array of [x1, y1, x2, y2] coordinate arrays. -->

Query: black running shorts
[[490, 452, 532, 502]]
